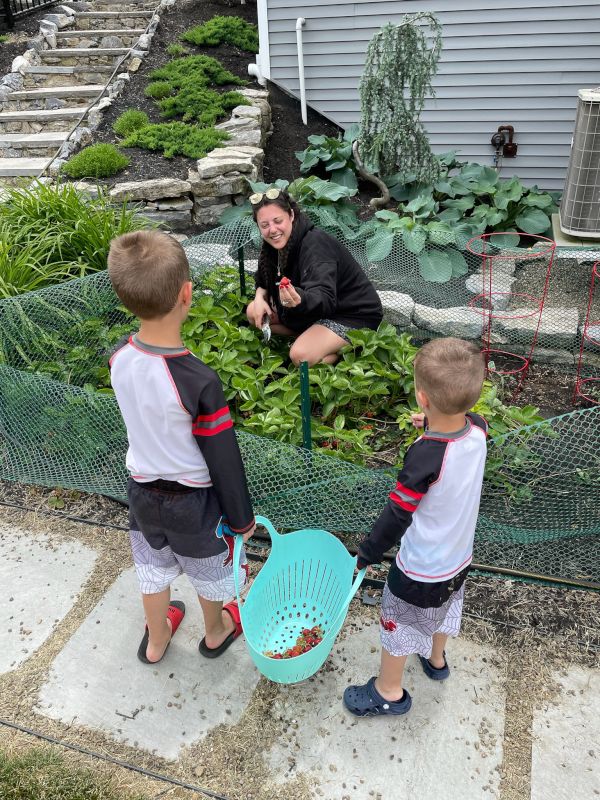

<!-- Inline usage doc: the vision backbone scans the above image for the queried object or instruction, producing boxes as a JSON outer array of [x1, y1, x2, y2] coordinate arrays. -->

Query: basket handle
[[328, 563, 367, 633], [232, 515, 281, 603]]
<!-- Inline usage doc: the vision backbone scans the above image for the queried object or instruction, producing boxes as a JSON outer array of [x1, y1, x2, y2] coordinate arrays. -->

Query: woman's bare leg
[[289, 324, 347, 366]]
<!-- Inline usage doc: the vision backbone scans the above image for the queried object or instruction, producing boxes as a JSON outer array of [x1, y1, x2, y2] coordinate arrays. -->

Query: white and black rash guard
[[358, 413, 488, 589], [109, 335, 254, 535]]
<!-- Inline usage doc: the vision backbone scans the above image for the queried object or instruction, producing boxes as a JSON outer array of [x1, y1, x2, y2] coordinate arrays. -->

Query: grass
[[0, 181, 148, 294], [0, 747, 145, 800]]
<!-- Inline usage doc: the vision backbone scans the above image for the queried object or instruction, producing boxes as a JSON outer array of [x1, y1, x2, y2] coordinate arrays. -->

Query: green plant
[[61, 143, 129, 179], [364, 155, 560, 281], [181, 15, 259, 52], [0, 747, 144, 800], [112, 109, 149, 137], [122, 122, 229, 159], [357, 13, 443, 205], [144, 81, 172, 100], [0, 231, 73, 298], [158, 87, 248, 125], [0, 181, 147, 280], [295, 125, 360, 191], [166, 42, 189, 57], [0, 34, 9, 44], [149, 55, 245, 91]]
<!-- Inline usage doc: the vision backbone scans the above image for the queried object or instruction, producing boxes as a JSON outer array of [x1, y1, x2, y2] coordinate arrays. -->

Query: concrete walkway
[[1, 521, 598, 799]]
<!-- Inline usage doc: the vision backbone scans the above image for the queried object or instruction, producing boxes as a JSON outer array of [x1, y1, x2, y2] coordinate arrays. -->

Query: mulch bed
[[92, 0, 340, 202]]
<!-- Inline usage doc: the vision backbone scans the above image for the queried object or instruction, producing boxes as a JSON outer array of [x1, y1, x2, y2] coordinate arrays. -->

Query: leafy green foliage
[[359, 14, 442, 181], [0, 747, 144, 800], [0, 181, 147, 295], [121, 122, 229, 159], [295, 125, 360, 191], [157, 87, 248, 125], [61, 144, 129, 179], [0, 34, 9, 44], [181, 15, 259, 52], [112, 109, 149, 137], [166, 43, 189, 57]]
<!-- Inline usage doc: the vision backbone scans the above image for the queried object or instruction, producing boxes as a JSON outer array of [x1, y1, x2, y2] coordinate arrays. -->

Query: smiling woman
[[245, 189, 383, 366]]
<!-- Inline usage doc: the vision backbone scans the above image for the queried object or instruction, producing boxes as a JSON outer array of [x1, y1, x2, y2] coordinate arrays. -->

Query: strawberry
[[279, 276, 291, 288]]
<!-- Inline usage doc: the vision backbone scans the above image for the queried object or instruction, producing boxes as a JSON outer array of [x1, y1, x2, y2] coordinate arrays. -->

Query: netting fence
[[0, 217, 598, 587]]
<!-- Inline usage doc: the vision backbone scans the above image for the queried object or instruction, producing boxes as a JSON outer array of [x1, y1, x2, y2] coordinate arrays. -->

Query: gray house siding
[[257, 0, 600, 190]]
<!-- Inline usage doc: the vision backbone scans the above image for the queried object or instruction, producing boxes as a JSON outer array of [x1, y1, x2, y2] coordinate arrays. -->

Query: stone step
[[22, 65, 114, 88], [39, 48, 131, 68], [55, 29, 144, 47], [0, 131, 69, 158], [92, 1, 158, 10], [0, 156, 52, 176], [73, 11, 153, 31], [0, 107, 89, 134], [3, 85, 104, 111]]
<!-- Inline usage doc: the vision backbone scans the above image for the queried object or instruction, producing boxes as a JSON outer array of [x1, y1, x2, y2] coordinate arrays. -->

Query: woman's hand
[[279, 279, 302, 309], [248, 292, 274, 329]]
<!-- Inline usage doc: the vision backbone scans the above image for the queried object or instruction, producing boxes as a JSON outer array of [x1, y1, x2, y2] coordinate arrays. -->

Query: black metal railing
[[2, 0, 58, 29]]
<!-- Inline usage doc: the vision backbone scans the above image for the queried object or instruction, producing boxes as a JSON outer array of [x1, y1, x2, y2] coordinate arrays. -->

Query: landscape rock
[[43, 13, 74, 29], [1, 73, 23, 90], [156, 197, 193, 212], [99, 35, 123, 49], [413, 303, 484, 339], [110, 178, 192, 202], [378, 290, 415, 328], [137, 210, 192, 230], [193, 200, 231, 226], [495, 306, 580, 350], [465, 271, 517, 310], [188, 169, 247, 198]]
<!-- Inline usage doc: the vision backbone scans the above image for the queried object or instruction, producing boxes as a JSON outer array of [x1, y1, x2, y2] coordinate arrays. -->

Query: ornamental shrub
[[121, 122, 229, 159], [144, 81, 172, 100], [61, 144, 129, 179], [112, 110, 149, 137], [181, 16, 258, 53]]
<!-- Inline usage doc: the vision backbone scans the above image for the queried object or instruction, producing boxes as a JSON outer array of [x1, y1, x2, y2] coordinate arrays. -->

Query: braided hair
[[253, 191, 300, 306]]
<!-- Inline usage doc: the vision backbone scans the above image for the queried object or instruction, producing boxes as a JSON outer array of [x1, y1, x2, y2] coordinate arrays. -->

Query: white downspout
[[296, 17, 307, 125]]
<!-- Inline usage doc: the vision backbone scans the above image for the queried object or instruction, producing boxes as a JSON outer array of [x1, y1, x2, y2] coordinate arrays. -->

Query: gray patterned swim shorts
[[315, 318, 353, 343], [379, 583, 465, 658]]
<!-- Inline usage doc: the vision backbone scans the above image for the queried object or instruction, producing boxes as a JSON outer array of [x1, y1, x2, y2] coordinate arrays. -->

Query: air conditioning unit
[[560, 88, 600, 238]]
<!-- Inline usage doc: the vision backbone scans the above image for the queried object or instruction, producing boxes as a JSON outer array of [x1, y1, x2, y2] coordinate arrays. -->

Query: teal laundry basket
[[233, 515, 366, 684]]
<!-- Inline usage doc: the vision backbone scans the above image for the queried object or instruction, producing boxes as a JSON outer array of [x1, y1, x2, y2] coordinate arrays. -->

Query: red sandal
[[198, 600, 243, 659], [137, 600, 186, 664]]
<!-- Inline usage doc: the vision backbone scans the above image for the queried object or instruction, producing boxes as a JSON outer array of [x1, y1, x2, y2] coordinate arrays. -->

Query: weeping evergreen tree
[[354, 13, 443, 208]]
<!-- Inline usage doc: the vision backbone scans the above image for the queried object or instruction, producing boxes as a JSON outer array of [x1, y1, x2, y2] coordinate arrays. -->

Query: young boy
[[108, 230, 255, 665], [344, 337, 487, 716]]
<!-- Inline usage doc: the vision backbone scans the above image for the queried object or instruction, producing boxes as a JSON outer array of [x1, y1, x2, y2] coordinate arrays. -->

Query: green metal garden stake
[[299, 361, 312, 451], [237, 246, 246, 296]]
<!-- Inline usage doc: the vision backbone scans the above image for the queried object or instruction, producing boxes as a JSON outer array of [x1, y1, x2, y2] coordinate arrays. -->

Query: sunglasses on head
[[249, 187, 282, 205]]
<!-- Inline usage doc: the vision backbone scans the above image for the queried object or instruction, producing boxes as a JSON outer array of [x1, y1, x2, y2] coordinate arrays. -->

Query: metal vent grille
[[560, 88, 600, 238]]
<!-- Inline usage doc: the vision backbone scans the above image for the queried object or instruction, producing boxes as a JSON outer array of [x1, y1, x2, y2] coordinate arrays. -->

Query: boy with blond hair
[[108, 230, 255, 664], [344, 337, 487, 716]]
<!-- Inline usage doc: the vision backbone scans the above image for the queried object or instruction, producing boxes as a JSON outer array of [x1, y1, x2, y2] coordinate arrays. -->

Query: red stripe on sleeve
[[193, 419, 234, 437], [389, 492, 418, 512], [195, 405, 230, 423], [395, 481, 424, 500]]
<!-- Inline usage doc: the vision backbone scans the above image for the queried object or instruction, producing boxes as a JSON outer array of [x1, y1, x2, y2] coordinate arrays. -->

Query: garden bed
[[89, 0, 340, 202]]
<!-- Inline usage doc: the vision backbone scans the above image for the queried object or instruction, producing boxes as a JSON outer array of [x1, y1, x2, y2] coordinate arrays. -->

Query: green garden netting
[[0, 218, 598, 587]]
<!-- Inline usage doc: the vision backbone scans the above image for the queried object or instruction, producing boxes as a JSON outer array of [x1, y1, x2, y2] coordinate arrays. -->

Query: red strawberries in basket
[[264, 625, 324, 659]]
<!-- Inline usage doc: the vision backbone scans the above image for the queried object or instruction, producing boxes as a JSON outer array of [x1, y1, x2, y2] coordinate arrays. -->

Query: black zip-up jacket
[[256, 213, 383, 332]]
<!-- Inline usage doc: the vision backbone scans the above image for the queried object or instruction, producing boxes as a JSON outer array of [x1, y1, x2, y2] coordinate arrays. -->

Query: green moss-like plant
[[62, 144, 129, 179], [181, 16, 258, 53], [166, 43, 188, 57], [122, 123, 229, 159], [112, 110, 149, 137], [158, 87, 247, 125], [149, 55, 245, 91], [144, 81, 172, 100]]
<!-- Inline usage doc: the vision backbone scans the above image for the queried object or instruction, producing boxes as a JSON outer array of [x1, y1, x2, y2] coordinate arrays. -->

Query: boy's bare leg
[[142, 589, 172, 662], [375, 648, 408, 701], [199, 596, 236, 649], [430, 632, 448, 668]]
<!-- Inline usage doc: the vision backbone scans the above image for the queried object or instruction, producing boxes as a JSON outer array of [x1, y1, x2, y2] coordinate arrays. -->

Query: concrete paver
[[267, 622, 505, 800], [531, 665, 600, 800], [37, 568, 260, 760], [0, 525, 97, 674]]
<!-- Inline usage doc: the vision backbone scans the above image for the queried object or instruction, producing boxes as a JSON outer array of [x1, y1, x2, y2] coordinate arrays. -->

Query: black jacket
[[256, 213, 383, 332]]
